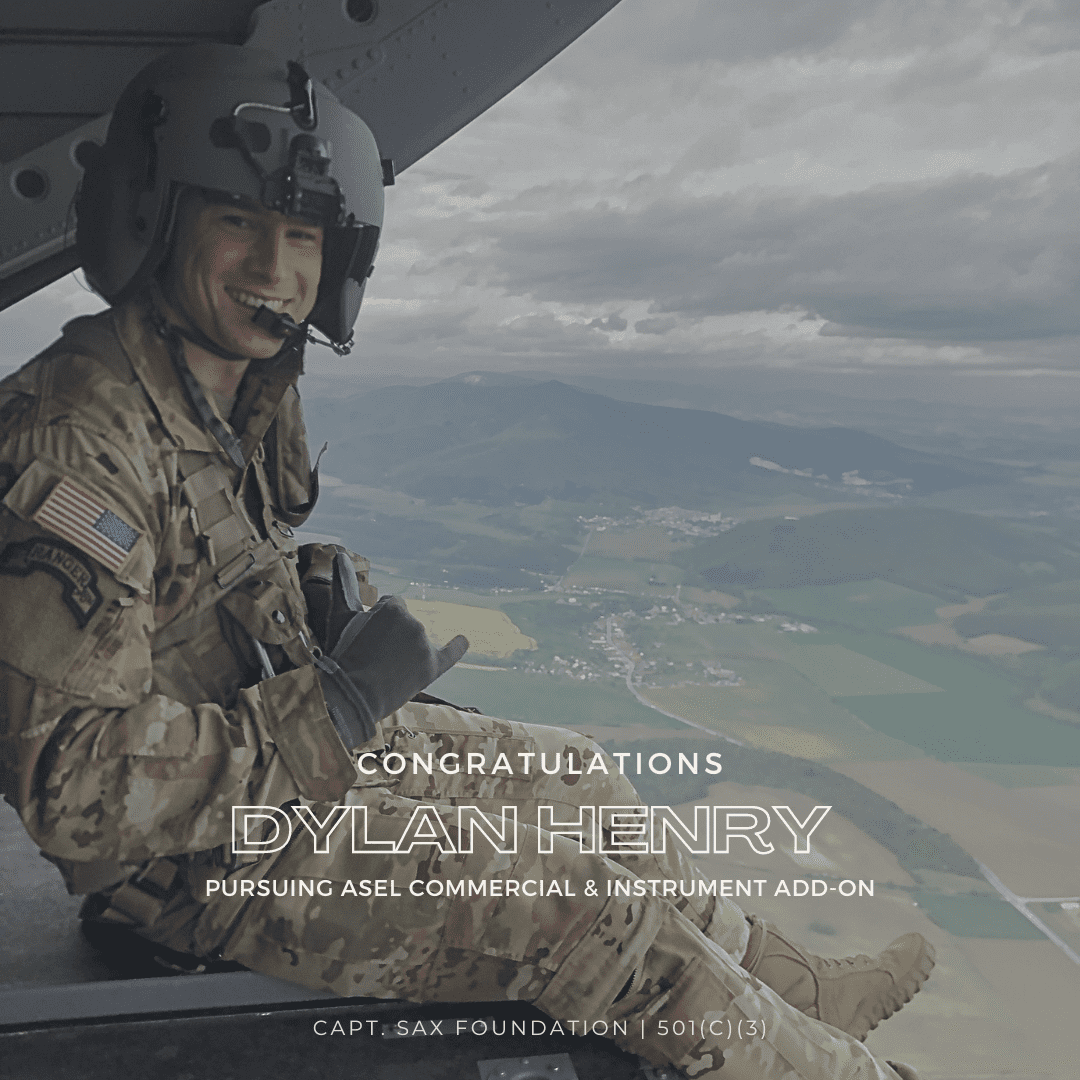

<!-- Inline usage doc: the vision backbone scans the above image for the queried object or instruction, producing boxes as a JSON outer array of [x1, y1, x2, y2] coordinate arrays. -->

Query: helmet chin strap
[[173, 322, 249, 362]]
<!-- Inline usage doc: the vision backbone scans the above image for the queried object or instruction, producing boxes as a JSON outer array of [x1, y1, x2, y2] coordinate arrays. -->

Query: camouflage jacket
[[0, 293, 358, 893]]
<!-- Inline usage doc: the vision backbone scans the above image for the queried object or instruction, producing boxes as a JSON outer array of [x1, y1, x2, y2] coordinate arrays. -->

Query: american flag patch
[[32, 476, 140, 574]]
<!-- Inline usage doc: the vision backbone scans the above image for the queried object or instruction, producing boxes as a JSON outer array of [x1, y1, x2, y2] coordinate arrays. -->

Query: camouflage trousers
[[147, 703, 907, 1079]]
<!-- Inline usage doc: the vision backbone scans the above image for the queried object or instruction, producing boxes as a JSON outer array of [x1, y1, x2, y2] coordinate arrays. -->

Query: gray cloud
[[474, 153, 1080, 342], [578, 0, 1080, 72], [579, 0, 885, 66], [588, 313, 628, 331], [365, 305, 478, 346], [634, 316, 679, 335], [0, 275, 104, 374]]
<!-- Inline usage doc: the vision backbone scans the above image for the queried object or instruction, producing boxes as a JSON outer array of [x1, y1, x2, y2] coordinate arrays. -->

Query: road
[[604, 617, 1080, 972], [978, 861, 1080, 968], [604, 615, 743, 745]]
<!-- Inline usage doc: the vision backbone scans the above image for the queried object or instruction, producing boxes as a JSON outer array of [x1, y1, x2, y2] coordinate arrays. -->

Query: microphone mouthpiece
[[252, 305, 303, 338]]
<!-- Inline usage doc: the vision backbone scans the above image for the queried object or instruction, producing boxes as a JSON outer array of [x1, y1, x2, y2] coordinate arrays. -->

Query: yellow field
[[898, 593, 1045, 656], [642, 685, 856, 760], [780, 643, 944, 696], [899, 621, 1045, 655], [403, 599, 537, 658], [585, 524, 680, 560]]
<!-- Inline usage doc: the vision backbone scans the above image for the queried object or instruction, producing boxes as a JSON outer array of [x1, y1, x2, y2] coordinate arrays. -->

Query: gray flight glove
[[313, 555, 469, 749]]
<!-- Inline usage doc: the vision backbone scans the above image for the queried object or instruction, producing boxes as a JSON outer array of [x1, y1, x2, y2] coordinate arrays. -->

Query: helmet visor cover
[[78, 44, 385, 345]]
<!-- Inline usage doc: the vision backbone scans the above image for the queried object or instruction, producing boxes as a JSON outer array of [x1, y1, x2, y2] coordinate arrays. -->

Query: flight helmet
[[76, 43, 387, 349]]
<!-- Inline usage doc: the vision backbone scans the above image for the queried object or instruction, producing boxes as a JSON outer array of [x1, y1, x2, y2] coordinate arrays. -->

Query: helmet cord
[[306, 329, 353, 356], [250, 303, 353, 356]]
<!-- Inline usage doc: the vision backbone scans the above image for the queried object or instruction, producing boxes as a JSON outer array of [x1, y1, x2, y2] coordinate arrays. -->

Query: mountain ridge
[[303, 375, 1001, 508]]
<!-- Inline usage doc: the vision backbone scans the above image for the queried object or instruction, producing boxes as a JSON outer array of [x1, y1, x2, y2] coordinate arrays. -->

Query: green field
[[818, 630, 1080, 765], [755, 579, 944, 632], [912, 892, 1047, 939], [750, 576, 1080, 733]]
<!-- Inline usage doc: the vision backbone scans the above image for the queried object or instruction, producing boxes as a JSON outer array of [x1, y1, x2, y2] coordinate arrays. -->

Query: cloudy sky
[[4, 0, 1080, 408]]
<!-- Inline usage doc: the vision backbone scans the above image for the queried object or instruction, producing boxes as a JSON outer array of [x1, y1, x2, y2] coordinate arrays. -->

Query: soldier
[[0, 44, 931, 1079]]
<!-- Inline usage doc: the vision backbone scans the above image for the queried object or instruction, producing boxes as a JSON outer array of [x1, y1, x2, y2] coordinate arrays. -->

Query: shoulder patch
[[31, 476, 140, 574], [0, 537, 102, 627]]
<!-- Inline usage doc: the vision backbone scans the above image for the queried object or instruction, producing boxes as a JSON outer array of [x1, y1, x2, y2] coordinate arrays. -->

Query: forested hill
[[303, 374, 999, 508]]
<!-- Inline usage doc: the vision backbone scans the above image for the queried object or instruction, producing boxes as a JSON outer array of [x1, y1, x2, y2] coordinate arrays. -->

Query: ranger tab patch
[[31, 476, 140, 574], [0, 538, 102, 627]]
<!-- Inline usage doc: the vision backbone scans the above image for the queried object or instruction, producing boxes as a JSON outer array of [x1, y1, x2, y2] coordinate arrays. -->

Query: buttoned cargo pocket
[[217, 576, 306, 647]]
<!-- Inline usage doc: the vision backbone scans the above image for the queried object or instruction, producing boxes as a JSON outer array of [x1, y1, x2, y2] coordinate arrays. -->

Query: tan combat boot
[[741, 915, 935, 1042], [603, 906, 927, 1079]]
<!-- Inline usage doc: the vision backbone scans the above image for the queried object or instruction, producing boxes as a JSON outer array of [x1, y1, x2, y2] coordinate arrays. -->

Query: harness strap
[[94, 857, 183, 928], [153, 314, 247, 470], [152, 453, 284, 652]]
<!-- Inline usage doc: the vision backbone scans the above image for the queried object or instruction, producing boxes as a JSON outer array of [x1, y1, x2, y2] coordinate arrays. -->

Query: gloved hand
[[313, 556, 468, 749], [299, 543, 376, 650]]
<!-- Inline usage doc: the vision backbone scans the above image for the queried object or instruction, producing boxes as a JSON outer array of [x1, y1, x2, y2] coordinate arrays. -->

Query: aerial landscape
[[294, 369, 1080, 1077]]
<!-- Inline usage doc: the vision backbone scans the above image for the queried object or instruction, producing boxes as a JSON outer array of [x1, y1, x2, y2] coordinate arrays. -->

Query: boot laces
[[818, 951, 876, 972]]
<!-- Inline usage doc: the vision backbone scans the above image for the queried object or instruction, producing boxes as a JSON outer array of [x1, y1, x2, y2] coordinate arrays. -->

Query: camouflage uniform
[[0, 296, 910, 1079]]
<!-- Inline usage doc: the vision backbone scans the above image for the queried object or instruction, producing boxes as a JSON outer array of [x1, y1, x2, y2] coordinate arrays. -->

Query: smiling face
[[161, 192, 324, 360]]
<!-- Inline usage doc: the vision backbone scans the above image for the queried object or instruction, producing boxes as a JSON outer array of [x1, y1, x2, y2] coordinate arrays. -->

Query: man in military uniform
[[0, 45, 931, 1078]]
